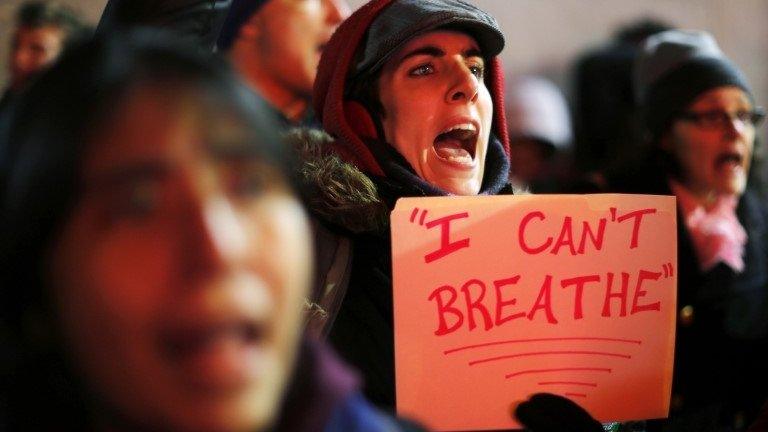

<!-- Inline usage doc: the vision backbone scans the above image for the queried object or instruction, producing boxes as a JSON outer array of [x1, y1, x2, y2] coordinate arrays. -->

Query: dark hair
[[0, 30, 290, 428], [16, 1, 91, 47]]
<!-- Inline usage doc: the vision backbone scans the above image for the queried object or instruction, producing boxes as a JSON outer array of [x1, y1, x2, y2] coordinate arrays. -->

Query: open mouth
[[159, 319, 268, 388], [714, 151, 744, 172], [433, 123, 479, 166], [161, 321, 264, 359]]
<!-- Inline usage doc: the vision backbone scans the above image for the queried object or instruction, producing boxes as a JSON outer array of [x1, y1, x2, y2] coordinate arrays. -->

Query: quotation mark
[[661, 263, 674, 278], [410, 207, 429, 226]]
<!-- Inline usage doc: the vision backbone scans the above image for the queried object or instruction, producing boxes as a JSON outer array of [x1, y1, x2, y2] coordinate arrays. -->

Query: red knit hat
[[313, 0, 510, 177]]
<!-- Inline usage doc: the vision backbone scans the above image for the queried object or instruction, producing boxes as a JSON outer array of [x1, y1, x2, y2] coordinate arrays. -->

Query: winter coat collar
[[364, 132, 511, 198]]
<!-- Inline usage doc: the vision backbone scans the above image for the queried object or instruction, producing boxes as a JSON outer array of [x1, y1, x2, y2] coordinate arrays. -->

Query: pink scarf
[[671, 181, 747, 273]]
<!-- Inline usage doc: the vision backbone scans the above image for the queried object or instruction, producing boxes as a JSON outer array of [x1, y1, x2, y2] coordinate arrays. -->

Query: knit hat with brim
[[634, 29, 753, 142], [350, 0, 504, 82], [216, 0, 270, 50], [314, 0, 509, 177]]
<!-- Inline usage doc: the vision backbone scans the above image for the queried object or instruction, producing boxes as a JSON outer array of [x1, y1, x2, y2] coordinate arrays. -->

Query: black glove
[[514, 393, 604, 432]]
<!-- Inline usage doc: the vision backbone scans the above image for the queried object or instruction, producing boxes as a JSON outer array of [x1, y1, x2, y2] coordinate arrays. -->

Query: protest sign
[[392, 194, 677, 431]]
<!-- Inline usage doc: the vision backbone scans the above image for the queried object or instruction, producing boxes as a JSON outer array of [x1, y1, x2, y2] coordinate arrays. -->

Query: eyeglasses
[[678, 107, 766, 129]]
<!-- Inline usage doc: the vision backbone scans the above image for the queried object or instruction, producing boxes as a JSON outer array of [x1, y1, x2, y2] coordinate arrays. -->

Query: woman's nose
[[723, 114, 750, 139], [446, 62, 480, 104], [186, 195, 251, 276]]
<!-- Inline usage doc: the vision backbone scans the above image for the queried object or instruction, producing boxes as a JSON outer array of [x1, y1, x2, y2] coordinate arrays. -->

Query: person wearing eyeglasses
[[603, 30, 768, 431]]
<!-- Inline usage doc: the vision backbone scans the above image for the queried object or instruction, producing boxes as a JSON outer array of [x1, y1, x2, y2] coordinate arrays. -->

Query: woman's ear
[[344, 100, 378, 140]]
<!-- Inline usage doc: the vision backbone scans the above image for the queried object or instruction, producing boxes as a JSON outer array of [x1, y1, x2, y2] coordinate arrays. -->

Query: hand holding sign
[[392, 194, 676, 431], [515, 393, 604, 432]]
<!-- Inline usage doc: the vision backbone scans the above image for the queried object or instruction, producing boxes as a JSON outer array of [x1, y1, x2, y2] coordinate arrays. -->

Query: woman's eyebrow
[[464, 47, 483, 59], [397, 45, 484, 64], [397, 45, 445, 65]]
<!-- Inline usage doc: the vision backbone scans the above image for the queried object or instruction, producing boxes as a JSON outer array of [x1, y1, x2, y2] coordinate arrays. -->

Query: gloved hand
[[514, 393, 604, 432]]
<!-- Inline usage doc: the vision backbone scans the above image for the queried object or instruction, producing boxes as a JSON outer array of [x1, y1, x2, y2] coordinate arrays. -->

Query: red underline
[[469, 350, 631, 366], [538, 381, 598, 387], [505, 367, 612, 379], [444, 337, 642, 355], [565, 392, 588, 398]]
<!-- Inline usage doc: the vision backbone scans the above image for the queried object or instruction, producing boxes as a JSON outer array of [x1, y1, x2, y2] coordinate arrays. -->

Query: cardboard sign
[[392, 194, 677, 431]]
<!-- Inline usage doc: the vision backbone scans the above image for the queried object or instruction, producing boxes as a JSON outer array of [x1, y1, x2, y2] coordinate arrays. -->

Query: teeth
[[440, 123, 476, 134], [443, 154, 473, 164]]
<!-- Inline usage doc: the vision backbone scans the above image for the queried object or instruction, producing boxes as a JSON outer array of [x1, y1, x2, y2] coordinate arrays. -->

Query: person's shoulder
[[738, 187, 768, 233], [741, 187, 768, 212], [324, 392, 427, 432]]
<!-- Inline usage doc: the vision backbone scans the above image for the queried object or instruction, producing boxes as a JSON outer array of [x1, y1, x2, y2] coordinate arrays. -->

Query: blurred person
[[96, 0, 352, 343], [505, 75, 574, 193], [221, 0, 350, 125], [0, 1, 89, 176], [571, 18, 672, 185], [3, 1, 88, 96], [0, 32, 418, 432], [606, 30, 768, 431], [97, 0, 351, 126]]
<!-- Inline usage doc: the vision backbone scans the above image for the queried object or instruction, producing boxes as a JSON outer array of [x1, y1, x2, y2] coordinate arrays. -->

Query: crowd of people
[[0, 0, 766, 431]]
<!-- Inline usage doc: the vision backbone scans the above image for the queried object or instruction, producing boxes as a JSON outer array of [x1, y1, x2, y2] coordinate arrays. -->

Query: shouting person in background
[[606, 30, 768, 431]]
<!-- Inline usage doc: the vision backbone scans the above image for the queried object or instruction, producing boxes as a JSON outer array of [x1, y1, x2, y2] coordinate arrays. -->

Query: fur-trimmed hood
[[288, 128, 391, 234]]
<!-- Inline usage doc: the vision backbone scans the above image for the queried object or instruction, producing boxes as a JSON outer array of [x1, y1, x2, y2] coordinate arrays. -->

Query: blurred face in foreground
[[48, 84, 313, 432], [377, 30, 494, 195], [665, 86, 758, 203]]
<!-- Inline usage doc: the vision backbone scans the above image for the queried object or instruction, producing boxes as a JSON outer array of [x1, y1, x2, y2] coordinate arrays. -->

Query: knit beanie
[[314, 0, 509, 177], [634, 29, 753, 142], [216, 0, 270, 50]]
